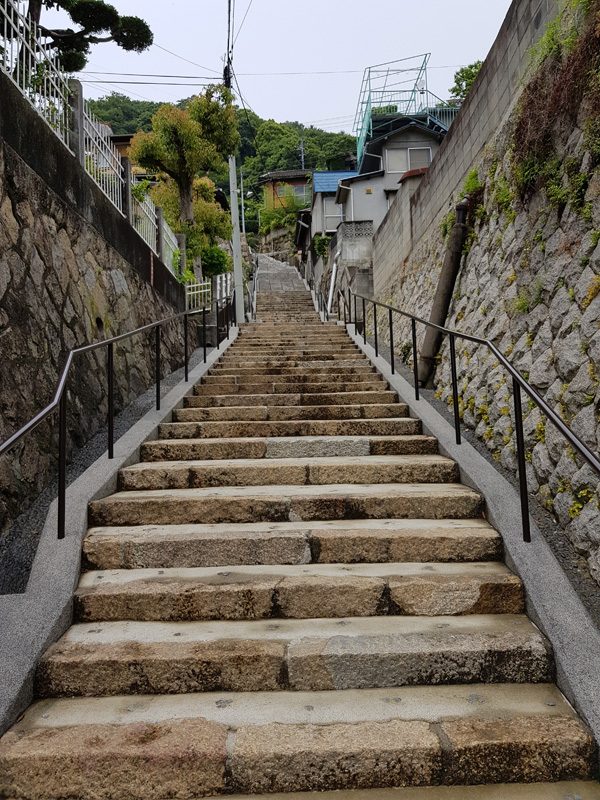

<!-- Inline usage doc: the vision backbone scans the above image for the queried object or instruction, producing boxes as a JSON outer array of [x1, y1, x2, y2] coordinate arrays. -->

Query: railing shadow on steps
[[337, 289, 600, 544], [0, 294, 236, 540]]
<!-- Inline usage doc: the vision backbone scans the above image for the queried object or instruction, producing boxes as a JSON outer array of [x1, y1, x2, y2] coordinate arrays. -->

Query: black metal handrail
[[338, 288, 600, 543], [0, 294, 235, 539]]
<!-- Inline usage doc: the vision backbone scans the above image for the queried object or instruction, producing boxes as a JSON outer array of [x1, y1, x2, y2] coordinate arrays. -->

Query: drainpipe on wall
[[417, 198, 469, 387]]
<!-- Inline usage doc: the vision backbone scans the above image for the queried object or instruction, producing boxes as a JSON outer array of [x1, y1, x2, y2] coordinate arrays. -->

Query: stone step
[[195, 381, 389, 396], [74, 561, 520, 622], [212, 363, 372, 374], [172, 403, 408, 423], [140, 435, 439, 462], [184, 784, 600, 800], [158, 418, 420, 440], [1, 685, 593, 798], [184, 390, 399, 408], [118, 455, 458, 491], [83, 519, 502, 570], [200, 372, 383, 385], [35, 614, 552, 697], [88, 483, 483, 528]]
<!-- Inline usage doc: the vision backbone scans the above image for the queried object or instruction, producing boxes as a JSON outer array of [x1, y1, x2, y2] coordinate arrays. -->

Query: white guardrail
[[1, 0, 180, 275], [186, 273, 233, 311], [0, 0, 71, 146]]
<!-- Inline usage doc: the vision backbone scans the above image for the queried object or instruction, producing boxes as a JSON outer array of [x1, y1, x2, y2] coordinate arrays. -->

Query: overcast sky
[[46, 0, 513, 131]]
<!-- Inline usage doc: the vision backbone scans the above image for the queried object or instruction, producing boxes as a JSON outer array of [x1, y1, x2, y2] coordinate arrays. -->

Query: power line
[[233, 0, 254, 46], [81, 80, 214, 86], [80, 71, 222, 79], [153, 43, 221, 75]]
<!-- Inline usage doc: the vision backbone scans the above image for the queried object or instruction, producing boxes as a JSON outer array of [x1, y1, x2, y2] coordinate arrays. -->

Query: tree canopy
[[87, 93, 356, 186], [130, 86, 239, 224], [449, 61, 483, 103], [26, 0, 153, 71]]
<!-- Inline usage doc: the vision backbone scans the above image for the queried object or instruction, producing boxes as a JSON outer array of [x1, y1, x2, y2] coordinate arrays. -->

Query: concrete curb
[[0, 330, 238, 734], [348, 323, 600, 744]]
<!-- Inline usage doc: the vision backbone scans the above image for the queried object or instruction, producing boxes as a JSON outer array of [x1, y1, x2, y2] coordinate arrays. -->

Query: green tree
[[150, 177, 231, 271], [449, 61, 483, 102], [130, 86, 239, 225], [87, 93, 160, 134], [26, 1, 153, 71]]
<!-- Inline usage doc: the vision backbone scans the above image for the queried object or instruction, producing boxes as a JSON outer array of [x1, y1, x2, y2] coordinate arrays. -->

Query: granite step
[[118, 455, 458, 491], [83, 519, 502, 570], [140, 435, 439, 462], [184, 390, 400, 408], [212, 363, 373, 374], [0, 685, 593, 798], [194, 380, 388, 395], [200, 372, 383, 385], [35, 614, 552, 697], [158, 418, 420, 440], [73, 561, 521, 622], [88, 483, 484, 527], [172, 403, 408, 423], [184, 784, 600, 800]]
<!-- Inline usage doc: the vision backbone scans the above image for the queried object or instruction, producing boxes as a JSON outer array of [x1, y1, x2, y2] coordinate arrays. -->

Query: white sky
[[45, 0, 513, 131]]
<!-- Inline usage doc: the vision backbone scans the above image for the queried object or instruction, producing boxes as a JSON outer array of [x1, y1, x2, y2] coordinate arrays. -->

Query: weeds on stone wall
[[512, 0, 600, 202]]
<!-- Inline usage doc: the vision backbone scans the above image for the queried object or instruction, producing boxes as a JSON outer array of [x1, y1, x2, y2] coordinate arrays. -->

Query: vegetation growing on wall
[[512, 0, 600, 204]]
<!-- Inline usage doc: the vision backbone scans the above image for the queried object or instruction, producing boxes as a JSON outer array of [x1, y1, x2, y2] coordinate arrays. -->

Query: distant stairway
[[0, 269, 598, 799]]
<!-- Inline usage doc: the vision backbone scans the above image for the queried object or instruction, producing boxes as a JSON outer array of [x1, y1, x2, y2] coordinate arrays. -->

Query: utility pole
[[299, 137, 305, 169], [240, 169, 246, 235], [224, 59, 245, 323]]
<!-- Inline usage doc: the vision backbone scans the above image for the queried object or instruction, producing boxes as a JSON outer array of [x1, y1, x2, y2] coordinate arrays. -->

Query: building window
[[386, 148, 408, 173], [408, 147, 432, 170], [294, 185, 307, 198], [276, 185, 287, 197]]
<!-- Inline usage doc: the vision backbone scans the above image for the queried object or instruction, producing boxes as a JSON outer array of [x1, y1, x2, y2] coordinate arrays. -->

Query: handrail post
[[513, 378, 532, 543], [411, 318, 420, 402], [343, 293, 347, 326], [353, 295, 357, 333], [388, 307, 395, 374], [57, 391, 67, 540], [215, 300, 220, 349], [226, 300, 230, 340], [183, 313, 189, 382], [348, 289, 352, 324], [155, 326, 161, 411], [449, 333, 460, 443], [373, 303, 378, 357], [203, 306, 207, 363], [107, 342, 114, 458], [362, 297, 367, 344]]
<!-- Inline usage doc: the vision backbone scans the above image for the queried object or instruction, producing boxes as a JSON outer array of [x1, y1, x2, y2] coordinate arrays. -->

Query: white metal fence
[[215, 272, 232, 300], [0, 0, 182, 274], [83, 99, 124, 212], [160, 215, 180, 272], [0, 0, 71, 146], [131, 193, 158, 252], [186, 280, 211, 311], [185, 273, 233, 310]]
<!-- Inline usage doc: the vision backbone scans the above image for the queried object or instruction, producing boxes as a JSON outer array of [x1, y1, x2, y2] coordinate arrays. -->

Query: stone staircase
[[1, 276, 598, 799]]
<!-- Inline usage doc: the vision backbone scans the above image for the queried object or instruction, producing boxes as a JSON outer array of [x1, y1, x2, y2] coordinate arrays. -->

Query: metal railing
[[215, 272, 232, 300], [186, 279, 212, 311], [161, 216, 180, 273], [0, 294, 236, 540], [132, 193, 158, 252], [0, 0, 71, 146], [82, 99, 124, 212], [0, 0, 182, 267], [338, 289, 600, 543]]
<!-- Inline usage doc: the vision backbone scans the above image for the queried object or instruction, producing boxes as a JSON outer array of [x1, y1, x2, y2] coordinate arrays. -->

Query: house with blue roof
[[310, 170, 358, 238]]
